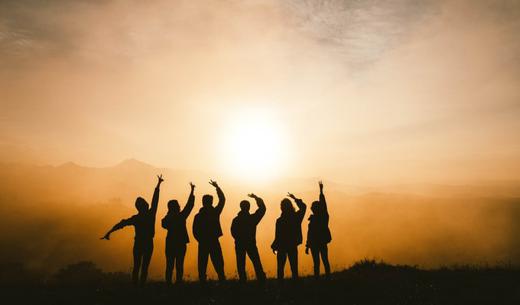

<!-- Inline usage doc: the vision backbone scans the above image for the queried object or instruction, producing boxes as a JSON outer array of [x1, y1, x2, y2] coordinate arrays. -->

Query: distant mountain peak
[[115, 158, 155, 169], [57, 161, 82, 169]]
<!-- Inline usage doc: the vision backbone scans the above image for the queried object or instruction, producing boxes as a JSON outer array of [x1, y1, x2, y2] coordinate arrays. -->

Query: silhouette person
[[305, 181, 332, 278], [161, 182, 195, 285], [271, 192, 306, 281], [231, 193, 266, 282], [101, 174, 164, 286], [192, 180, 226, 282]]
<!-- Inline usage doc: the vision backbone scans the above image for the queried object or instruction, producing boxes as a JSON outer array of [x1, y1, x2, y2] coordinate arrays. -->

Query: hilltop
[[1, 260, 518, 305]]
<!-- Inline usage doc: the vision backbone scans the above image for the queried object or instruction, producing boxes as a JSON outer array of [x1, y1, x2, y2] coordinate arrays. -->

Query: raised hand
[[248, 193, 258, 199], [190, 182, 196, 190], [319, 180, 324, 192], [209, 179, 219, 188], [287, 192, 297, 200], [157, 174, 164, 185]]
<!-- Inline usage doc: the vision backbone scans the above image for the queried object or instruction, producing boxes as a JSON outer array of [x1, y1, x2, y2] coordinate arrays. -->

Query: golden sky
[[1, 1, 520, 277], [1, 0, 520, 184]]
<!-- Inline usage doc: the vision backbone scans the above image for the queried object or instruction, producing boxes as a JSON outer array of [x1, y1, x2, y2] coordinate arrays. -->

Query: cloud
[[0, 0, 438, 68], [0, 0, 519, 182], [283, 0, 438, 67]]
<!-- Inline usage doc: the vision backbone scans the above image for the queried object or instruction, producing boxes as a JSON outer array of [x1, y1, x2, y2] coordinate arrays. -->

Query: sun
[[219, 107, 288, 180]]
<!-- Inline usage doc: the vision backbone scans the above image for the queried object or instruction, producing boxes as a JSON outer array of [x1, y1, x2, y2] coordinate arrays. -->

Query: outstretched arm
[[101, 218, 133, 240], [319, 180, 328, 216], [181, 182, 195, 219], [150, 174, 164, 215], [248, 193, 266, 223], [210, 180, 226, 214]]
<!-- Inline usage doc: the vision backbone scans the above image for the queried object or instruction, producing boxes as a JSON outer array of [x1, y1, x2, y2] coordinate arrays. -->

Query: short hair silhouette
[[240, 200, 250, 212], [202, 194, 213, 207], [193, 180, 226, 282], [135, 197, 149, 213], [231, 193, 267, 282]]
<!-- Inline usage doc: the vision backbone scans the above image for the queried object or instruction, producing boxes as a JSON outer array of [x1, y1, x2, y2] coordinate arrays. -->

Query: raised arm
[[288, 192, 306, 222], [150, 174, 164, 215], [210, 180, 226, 214], [295, 198, 307, 221], [248, 193, 266, 223], [181, 182, 195, 219], [319, 180, 328, 216], [100, 217, 133, 240]]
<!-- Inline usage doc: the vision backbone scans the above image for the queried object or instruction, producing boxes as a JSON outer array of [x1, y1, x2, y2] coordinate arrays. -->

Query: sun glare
[[219, 107, 288, 181]]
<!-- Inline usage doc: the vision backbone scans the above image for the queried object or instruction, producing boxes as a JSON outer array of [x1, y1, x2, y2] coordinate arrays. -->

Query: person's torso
[[276, 214, 302, 247], [233, 214, 258, 245], [165, 214, 189, 244], [308, 214, 331, 245], [195, 208, 222, 241], [133, 211, 156, 240]]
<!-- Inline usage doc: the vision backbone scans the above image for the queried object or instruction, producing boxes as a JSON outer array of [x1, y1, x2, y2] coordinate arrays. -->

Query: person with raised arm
[[231, 193, 266, 282], [192, 180, 226, 282], [271, 192, 306, 281], [305, 181, 332, 279], [162, 182, 195, 285], [101, 174, 164, 286]]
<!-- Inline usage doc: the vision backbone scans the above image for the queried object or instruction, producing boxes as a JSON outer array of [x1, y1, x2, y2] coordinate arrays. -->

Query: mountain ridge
[[1, 159, 520, 198]]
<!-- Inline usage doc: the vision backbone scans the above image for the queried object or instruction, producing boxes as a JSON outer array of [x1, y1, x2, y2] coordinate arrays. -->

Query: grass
[[1, 259, 519, 305]]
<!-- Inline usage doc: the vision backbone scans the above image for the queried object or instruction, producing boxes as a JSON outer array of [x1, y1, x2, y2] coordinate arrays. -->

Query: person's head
[[202, 194, 213, 208], [311, 201, 321, 214], [135, 197, 149, 213], [168, 199, 180, 213], [240, 200, 250, 213], [280, 198, 295, 214]]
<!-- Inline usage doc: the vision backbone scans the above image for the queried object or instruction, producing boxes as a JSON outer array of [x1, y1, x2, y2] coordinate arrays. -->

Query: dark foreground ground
[[1, 260, 519, 305]]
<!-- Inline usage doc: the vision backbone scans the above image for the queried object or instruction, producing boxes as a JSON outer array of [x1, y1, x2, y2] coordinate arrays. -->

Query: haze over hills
[[0, 159, 519, 280], [2, 158, 520, 201]]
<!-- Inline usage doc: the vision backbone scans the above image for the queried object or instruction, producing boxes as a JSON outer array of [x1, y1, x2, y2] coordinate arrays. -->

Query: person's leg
[[140, 240, 154, 286], [310, 246, 320, 278], [165, 242, 174, 284], [247, 244, 265, 281], [175, 243, 187, 283], [198, 242, 209, 282], [321, 244, 331, 277], [235, 244, 247, 282], [210, 240, 226, 281], [288, 246, 299, 279], [276, 250, 287, 280], [132, 242, 142, 286]]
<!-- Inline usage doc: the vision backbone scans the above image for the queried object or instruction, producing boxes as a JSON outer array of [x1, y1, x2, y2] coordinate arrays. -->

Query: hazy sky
[[1, 0, 520, 184]]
